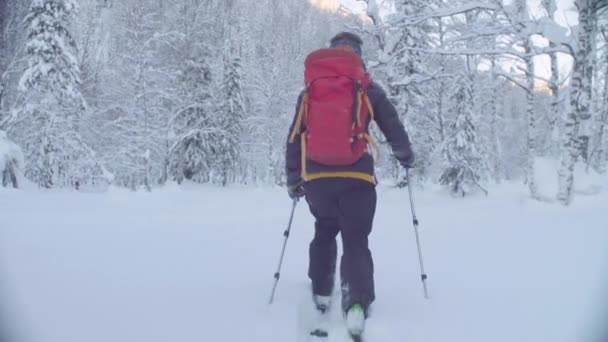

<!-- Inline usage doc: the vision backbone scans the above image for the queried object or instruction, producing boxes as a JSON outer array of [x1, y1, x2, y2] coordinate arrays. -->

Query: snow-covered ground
[[1, 181, 607, 342]]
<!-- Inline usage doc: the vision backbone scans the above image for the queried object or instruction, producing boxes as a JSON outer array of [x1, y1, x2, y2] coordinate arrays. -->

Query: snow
[[534, 157, 605, 201], [0, 183, 607, 342]]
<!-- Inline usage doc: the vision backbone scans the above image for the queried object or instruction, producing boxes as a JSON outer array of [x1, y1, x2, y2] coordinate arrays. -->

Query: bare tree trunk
[[543, 0, 561, 156], [548, 47, 560, 154], [557, 0, 594, 205], [490, 57, 504, 181], [437, 18, 446, 142], [589, 42, 608, 173], [595, 106, 608, 173], [143, 71, 152, 192], [524, 36, 539, 199], [513, 0, 540, 198]]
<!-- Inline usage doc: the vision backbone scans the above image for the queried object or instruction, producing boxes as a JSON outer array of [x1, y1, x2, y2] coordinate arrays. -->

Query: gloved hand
[[398, 150, 415, 169], [287, 181, 305, 199]]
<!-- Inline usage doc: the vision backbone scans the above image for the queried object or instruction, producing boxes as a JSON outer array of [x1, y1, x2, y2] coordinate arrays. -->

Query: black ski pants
[[304, 177, 376, 314]]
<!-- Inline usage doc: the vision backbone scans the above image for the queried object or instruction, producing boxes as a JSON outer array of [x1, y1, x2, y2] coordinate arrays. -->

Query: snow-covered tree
[[557, 0, 607, 205], [0, 0, 9, 117], [162, 0, 222, 184], [1, 0, 31, 128], [167, 47, 217, 184], [482, 58, 507, 182], [589, 28, 608, 173], [6, 0, 603, 195], [513, 0, 541, 199], [372, 0, 439, 182], [439, 73, 488, 196], [16, 0, 104, 188], [93, 0, 172, 190], [218, 48, 245, 185]]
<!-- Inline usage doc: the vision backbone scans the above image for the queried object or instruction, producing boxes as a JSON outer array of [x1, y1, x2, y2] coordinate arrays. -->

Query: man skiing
[[285, 32, 415, 340]]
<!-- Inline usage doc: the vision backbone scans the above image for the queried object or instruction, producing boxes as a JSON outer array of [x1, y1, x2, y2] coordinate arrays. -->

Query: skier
[[285, 32, 415, 340]]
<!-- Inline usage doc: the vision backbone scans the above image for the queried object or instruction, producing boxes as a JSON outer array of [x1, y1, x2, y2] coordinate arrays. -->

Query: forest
[[1, 0, 607, 205]]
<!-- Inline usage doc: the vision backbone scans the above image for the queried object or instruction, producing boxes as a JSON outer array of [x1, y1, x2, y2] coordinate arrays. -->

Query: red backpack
[[289, 48, 378, 166]]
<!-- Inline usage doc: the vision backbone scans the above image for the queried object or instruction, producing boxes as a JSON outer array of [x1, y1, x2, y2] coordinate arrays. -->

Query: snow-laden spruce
[[438, 73, 488, 196], [218, 47, 245, 185], [15, 0, 104, 188]]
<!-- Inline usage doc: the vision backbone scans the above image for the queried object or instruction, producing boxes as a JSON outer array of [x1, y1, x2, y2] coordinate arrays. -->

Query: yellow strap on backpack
[[289, 92, 308, 144], [364, 93, 375, 122]]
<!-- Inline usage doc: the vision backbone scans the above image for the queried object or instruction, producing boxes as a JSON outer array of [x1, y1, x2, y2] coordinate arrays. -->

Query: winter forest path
[[1, 184, 607, 342]]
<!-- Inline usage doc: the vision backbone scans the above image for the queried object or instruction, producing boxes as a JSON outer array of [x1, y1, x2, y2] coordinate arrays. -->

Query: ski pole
[[269, 197, 299, 304], [406, 168, 430, 299]]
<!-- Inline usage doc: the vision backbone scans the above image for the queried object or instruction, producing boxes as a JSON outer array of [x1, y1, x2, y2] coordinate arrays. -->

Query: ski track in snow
[[1, 183, 607, 342]]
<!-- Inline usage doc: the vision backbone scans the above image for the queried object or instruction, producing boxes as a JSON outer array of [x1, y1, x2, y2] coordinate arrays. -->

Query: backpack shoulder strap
[[364, 91, 375, 122], [289, 91, 308, 144], [355, 83, 375, 128], [362, 76, 375, 121], [362, 81, 379, 160]]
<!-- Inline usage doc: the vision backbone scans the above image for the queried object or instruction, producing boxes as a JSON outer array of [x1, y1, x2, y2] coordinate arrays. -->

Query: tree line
[[1, 0, 606, 205]]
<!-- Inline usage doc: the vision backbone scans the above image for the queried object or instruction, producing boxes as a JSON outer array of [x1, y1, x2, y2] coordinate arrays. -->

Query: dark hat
[[329, 32, 363, 56]]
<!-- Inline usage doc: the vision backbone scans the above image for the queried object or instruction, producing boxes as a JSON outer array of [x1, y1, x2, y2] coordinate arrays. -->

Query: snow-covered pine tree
[[162, 0, 228, 185], [17, 0, 104, 188], [168, 54, 217, 184], [439, 73, 488, 196], [210, 0, 245, 186], [218, 47, 245, 186], [472, 5, 510, 183], [1, 0, 31, 129], [461, 9, 501, 186], [383, 0, 437, 182]]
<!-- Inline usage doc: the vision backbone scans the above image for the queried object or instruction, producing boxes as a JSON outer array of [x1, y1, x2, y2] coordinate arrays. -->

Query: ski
[[298, 294, 332, 342]]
